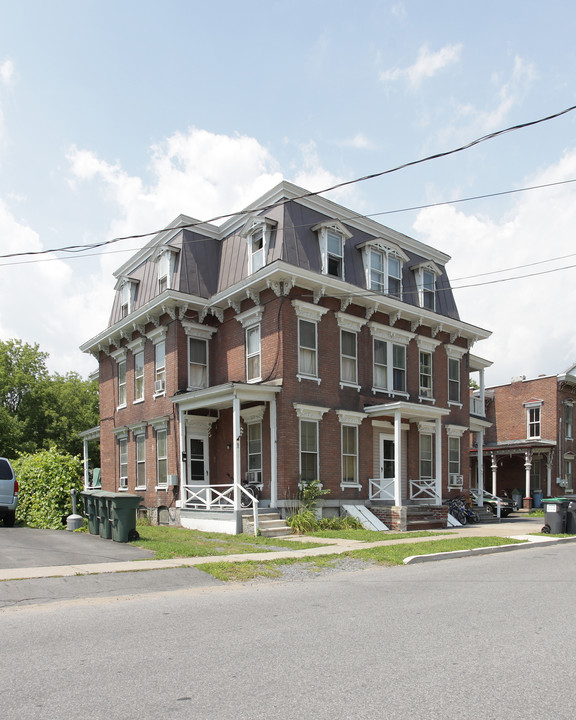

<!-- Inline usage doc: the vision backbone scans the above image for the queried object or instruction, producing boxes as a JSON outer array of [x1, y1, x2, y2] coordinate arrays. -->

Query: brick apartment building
[[81, 181, 491, 532], [470, 367, 576, 507]]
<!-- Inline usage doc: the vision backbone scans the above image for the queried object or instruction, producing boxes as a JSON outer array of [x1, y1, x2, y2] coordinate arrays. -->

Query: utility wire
[[1, 103, 575, 261]]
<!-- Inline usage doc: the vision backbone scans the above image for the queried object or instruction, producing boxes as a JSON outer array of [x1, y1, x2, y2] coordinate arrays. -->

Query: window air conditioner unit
[[448, 474, 463, 488], [245, 470, 262, 484], [167, 474, 179, 487], [155, 379, 166, 393], [420, 387, 433, 398]]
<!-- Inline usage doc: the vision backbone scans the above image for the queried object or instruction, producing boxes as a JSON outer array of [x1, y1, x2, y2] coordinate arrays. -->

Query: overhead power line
[[1, 103, 576, 262]]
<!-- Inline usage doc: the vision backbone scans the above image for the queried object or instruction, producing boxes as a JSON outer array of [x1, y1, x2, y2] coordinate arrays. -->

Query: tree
[[13, 448, 83, 528], [0, 339, 99, 461]]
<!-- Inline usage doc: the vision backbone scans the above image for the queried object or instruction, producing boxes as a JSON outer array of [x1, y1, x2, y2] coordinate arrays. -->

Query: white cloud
[[0, 59, 14, 87], [342, 133, 374, 150], [380, 44, 462, 88], [413, 147, 576, 386], [455, 56, 535, 133]]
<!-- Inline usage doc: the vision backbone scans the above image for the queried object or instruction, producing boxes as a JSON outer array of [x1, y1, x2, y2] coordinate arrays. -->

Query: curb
[[403, 535, 576, 564]]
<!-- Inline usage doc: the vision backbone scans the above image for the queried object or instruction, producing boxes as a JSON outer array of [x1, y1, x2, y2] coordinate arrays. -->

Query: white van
[[0, 458, 17, 527]]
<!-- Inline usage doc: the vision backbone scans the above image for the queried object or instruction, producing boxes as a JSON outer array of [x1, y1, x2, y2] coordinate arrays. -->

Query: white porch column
[[434, 417, 442, 505], [82, 438, 90, 489], [269, 395, 278, 508], [524, 450, 533, 506], [546, 452, 553, 497], [179, 407, 186, 488], [491, 452, 498, 495], [477, 430, 484, 506], [394, 409, 402, 506], [233, 393, 242, 511], [479, 368, 485, 406]]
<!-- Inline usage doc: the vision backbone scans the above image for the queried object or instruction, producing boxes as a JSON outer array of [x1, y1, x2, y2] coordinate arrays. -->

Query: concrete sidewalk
[[1, 516, 572, 582]]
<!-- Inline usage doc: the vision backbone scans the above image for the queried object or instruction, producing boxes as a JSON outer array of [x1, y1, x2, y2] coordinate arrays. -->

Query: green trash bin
[[81, 490, 101, 535], [542, 498, 572, 534], [97, 492, 115, 539], [110, 493, 143, 542]]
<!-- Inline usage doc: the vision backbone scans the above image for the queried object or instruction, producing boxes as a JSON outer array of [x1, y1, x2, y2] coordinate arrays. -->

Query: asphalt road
[[0, 525, 153, 568], [1, 542, 575, 720]]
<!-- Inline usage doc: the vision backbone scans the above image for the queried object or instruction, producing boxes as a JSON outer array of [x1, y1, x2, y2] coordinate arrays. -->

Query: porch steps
[[407, 506, 447, 531], [250, 512, 292, 538], [342, 504, 389, 531]]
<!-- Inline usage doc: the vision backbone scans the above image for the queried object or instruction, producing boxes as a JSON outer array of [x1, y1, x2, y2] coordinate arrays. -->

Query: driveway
[[0, 526, 153, 569]]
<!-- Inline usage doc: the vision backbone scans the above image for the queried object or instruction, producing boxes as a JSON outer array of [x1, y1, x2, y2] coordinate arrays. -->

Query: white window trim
[[292, 299, 328, 385], [188, 336, 209, 391], [153, 340, 166, 397], [368, 323, 413, 398], [299, 419, 319, 485], [182, 320, 217, 391], [312, 220, 353, 279], [524, 401, 543, 440], [340, 424, 360, 489], [241, 216, 277, 275], [358, 238, 409, 298], [134, 432, 147, 490], [156, 428, 168, 489], [413, 261, 442, 312], [336, 312, 366, 391]]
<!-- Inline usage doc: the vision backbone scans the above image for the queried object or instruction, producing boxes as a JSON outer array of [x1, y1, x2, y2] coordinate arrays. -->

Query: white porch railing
[[369, 477, 395, 501], [470, 396, 485, 416], [182, 483, 259, 536], [409, 478, 441, 504]]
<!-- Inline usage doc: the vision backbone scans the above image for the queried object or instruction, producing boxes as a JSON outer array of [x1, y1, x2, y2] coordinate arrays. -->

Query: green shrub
[[13, 448, 83, 528], [298, 479, 330, 512], [286, 510, 318, 534], [318, 515, 363, 530]]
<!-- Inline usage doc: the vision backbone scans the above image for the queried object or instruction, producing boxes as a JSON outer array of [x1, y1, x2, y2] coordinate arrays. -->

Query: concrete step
[[245, 511, 293, 538]]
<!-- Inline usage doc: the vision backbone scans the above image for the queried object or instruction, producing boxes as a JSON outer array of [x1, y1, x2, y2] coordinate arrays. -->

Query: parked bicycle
[[227, 472, 261, 508], [446, 495, 479, 525]]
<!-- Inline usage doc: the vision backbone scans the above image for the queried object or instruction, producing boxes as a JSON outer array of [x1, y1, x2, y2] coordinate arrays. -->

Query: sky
[[1, 0, 576, 388]]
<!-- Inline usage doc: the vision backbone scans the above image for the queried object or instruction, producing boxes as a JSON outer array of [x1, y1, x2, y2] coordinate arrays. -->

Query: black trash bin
[[542, 498, 572, 534], [566, 500, 576, 534]]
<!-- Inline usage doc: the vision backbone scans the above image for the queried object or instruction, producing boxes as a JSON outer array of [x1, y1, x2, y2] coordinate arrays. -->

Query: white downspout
[[477, 429, 484, 506], [233, 393, 242, 512]]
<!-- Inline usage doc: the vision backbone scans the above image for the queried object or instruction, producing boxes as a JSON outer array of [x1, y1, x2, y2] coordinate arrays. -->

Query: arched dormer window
[[358, 239, 409, 299], [115, 277, 139, 318], [152, 245, 179, 294], [312, 220, 353, 280], [241, 216, 277, 275], [413, 260, 442, 311]]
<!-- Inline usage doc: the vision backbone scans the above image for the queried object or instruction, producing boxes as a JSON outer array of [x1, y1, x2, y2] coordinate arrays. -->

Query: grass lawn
[[130, 522, 324, 559], [306, 529, 454, 542], [196, 536, 526, 581]]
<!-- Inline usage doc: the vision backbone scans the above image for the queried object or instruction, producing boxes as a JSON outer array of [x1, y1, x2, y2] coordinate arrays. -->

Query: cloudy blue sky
[[1, 0, 576, 386]]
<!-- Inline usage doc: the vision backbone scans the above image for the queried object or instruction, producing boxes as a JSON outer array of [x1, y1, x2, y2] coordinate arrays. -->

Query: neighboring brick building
[[470, 367, 576, 507], [81, 181, 491, 532]]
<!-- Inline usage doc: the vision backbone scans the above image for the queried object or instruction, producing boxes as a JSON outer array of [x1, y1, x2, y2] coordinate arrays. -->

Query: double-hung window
[[419, 351, 433, 398], [300, 420, 318, 484], [134, 351, 144, 402], [414, 262, 441, 312], [341, 425, 358, 485], [448, 358, 460, 404], [363, 241, 408, 298], [246, 325, 261, 382], [156, 429, 167, 486], [118, 360, 127, 406], [527, 405, 541, 439], [448, 436, 460, 477], [312, 220, 352, 279], [566, 404, 573, 439], [235, 306, 264, 384], [369, 322, 413, 396], [247, 422, 262, 481], [241, 216, 277, 275], [419, 433, 433, 480], [292, 300, 328, 384], [119, 437, 128, 489], [299, 320, 318, 378], [136, 433, 146, 488], [189, 338, 208, 389], [340, 330, 357, 385], [154, 341, 166, 394]]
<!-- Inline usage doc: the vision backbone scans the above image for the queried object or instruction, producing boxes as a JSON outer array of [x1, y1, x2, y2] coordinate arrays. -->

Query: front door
[[187, 435, 209, 493], [379, 433, 395, 500]]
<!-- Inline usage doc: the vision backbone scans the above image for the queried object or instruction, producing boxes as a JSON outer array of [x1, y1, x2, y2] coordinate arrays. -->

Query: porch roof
[[363, 400, 451, 423], [470, 438, 557, 456], [171, 381, 282, 412]]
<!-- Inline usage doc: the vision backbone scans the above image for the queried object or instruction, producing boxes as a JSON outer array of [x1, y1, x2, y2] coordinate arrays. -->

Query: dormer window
[[312, 220, 353, 280], [118, 279, 138, 318], [413, 261, 442, 311], [241, 216, 277, 275], [359, 239, 409, 299], [155, 246, 179, 294]]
